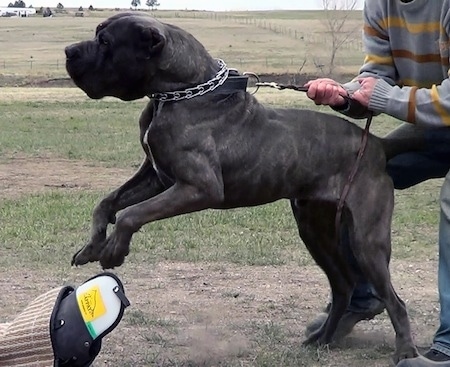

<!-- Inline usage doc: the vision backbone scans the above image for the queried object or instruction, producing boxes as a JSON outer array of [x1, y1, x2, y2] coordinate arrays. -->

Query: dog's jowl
[[65, 12, 422, 362]]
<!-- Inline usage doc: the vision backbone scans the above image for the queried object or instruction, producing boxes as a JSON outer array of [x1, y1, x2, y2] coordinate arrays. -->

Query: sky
[[8, 0, 364, 12], [129, 0, 364, 11]]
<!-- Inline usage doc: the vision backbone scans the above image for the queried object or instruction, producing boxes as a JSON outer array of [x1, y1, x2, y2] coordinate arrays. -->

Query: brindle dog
[[65, 12, 421, 362]]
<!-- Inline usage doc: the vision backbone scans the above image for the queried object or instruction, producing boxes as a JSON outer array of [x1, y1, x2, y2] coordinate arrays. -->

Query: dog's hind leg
[[346, 174, 418, 363], [72, 158, 166, 266], [291, 199, 355, 345]]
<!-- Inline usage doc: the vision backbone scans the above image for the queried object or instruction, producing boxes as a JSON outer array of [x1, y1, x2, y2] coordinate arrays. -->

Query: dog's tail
[[380, 135, 425, 161]]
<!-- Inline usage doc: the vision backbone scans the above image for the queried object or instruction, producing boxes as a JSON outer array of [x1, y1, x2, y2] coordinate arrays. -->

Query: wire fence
[[0, 58, 305, 70], [0, 57, 362, 77], [0, 59, 65, 72], [165, 11, 365, 52]]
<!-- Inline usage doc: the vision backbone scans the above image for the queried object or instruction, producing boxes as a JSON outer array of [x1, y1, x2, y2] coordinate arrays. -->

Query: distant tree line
[[8, 0, 158, 11], [77, 5, 95, 11], [131, 0, 160, 10], [7, 0, 26, 7]]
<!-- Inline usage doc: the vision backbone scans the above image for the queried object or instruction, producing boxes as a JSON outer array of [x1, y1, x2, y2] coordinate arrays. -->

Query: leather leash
[[255, 81, 373, 245], [334, 113, 373, 242]]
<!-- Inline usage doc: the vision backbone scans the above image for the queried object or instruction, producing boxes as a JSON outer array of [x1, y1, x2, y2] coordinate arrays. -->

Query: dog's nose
[[65, 45, 80, 60]]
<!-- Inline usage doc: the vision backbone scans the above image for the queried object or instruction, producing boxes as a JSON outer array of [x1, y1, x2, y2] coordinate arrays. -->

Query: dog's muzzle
[[65, 44, 81, 61]]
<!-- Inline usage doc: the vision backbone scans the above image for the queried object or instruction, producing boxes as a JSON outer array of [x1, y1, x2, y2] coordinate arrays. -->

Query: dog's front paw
[[72, 247, 92, 266], [71, 240, 103, 266], [98, 230, 132, 269], [71, 229, 109, 266], [71, 202, 116, 266]]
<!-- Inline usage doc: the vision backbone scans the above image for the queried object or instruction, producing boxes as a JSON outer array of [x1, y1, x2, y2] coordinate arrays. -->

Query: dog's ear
[[139, 26, 166, 56]]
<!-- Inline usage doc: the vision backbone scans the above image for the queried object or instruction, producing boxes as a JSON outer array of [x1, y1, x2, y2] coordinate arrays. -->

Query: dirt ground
[[0, 156, 440, 366], [0, 153, 134, 199]]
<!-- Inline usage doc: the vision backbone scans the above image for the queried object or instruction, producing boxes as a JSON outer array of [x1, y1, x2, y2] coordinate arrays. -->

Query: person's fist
[[351, 77, 378, 108], [304, 78, 348, 106]]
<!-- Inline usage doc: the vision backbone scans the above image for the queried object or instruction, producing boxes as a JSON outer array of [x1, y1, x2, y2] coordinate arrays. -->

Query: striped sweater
[[344, 0, 450, 127]]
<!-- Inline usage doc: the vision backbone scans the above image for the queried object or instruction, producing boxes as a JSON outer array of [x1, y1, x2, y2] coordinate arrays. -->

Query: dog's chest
[[143, 127, 174, 186]]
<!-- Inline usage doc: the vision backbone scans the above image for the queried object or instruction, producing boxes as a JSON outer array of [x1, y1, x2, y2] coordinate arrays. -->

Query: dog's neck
[[149, 59, 230, 102], [149, 24, 223, 95]]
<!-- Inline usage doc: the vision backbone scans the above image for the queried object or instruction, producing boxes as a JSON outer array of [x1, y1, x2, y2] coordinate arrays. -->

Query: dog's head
[[65, 13, 218, 101], [65, 13, 166, 100]]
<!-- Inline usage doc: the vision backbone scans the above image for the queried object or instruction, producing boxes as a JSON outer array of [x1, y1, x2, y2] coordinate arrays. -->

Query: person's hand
[[351, 77, 378, 108], [304, 78, 348, 106]]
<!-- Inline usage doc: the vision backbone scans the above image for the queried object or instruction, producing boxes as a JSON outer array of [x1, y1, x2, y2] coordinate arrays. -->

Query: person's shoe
[[305, 298, 385, 340], [396, 349, 450, 366]]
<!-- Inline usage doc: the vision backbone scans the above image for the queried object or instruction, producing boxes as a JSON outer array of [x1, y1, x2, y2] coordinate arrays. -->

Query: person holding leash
[[305, 0, 450, 366]]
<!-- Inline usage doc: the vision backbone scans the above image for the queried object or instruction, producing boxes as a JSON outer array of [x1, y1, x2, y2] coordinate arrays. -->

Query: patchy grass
[[0, 76, 442, 367], [0, 9, 442, 366], [0, 190, 307, 269], [0, 90, 145, 166], [0, 87, 442, 266]]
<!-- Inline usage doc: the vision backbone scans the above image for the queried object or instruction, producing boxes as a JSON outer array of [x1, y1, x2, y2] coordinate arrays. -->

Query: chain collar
[[149, 59, 229, 102]]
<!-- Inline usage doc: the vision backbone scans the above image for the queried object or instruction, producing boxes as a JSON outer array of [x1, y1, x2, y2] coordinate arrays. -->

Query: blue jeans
[[350, 123, 450, 352]]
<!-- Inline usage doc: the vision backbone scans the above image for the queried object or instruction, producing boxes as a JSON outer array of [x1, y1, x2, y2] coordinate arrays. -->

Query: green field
[[0, 87, 440, 267], [0, 10, 443, 367]]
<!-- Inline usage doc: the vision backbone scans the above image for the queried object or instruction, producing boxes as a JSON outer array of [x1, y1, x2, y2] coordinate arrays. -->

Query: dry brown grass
[[0, 9, 365, 77]]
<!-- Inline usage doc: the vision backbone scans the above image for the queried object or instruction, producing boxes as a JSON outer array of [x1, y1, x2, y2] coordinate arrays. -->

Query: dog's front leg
[[72, 158, 167, 266], [98, 181, 222, 269]]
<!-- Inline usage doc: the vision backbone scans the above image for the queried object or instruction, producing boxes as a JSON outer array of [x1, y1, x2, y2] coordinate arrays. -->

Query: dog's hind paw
[[302, 328, 330, 347], [393, 344, 419, 364]]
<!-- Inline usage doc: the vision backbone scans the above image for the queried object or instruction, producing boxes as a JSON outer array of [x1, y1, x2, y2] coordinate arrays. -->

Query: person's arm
[[351, 2, 450, 127], [334, 1, 397, 119], [364, 77, 450, 127]]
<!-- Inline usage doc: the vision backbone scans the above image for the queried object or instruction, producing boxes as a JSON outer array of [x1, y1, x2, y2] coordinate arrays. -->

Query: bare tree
[[322, 0, 360, 76], [145, 0, 159, 10], [291, 58, 308, 84], [314, 58, 326, 75], [131, 0, 140, 10]]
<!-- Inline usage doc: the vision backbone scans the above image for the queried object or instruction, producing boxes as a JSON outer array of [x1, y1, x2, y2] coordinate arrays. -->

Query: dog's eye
[[98, 34, 109, 46]]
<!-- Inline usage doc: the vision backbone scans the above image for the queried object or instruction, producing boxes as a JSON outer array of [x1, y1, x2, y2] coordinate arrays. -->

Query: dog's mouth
[[65, 66, 102, 99], [65, 44, 107, 99], [64, 39, 152, 101], [65, 44, 88, 76]]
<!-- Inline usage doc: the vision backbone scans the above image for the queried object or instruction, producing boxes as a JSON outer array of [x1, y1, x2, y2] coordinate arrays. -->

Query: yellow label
[[77, 285, 106, 323]]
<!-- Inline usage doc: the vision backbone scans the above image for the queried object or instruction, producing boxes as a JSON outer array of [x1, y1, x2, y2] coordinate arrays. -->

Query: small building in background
[[0, 7, 36, 17]]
